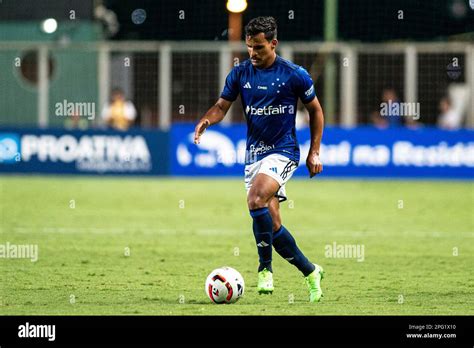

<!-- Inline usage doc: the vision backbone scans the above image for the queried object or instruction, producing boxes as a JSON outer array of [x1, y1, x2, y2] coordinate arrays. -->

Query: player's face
[[112, 92, 125, 102], [246, 33, 277, 68]]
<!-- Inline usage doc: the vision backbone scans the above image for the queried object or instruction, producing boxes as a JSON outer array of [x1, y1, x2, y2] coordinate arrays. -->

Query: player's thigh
[[268, 196, 281, 232], [247, 173, 280, 209]]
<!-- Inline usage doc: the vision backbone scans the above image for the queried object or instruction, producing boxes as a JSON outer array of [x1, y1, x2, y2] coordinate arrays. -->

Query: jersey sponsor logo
[[245, 104, 295, 116], [243, 82, 252, 89], [257, 85, 267, 90], [305, 85, 314, 97], [248, 141, 275, 159]]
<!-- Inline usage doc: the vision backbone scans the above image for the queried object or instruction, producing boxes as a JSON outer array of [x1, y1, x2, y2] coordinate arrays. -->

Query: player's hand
[[194, 119, 210, 144], [306, 151, 323, 178]]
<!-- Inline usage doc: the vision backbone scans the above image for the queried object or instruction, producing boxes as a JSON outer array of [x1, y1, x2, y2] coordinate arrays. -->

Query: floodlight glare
[[41, 18, 58, 34], [226, 0, 247, 13]]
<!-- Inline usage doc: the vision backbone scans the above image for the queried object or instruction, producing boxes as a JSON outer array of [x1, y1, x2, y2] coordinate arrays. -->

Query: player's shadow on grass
[[145, 297, 210, 305], [185, 299, 212, 305]]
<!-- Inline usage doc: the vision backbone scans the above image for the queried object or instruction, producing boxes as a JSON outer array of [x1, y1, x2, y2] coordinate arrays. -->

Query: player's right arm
[[194, 98, 233, 144], [194, 63, 240, 144]]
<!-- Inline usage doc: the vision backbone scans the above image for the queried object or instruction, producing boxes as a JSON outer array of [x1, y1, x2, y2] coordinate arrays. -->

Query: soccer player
[[194, 17, 325, 302]]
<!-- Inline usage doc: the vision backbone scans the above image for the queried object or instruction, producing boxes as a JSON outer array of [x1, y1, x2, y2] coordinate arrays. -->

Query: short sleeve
[[124, 102, 137, 120], [101, 105, 111, 120], [292, 66, 316, 104], [220, 66, 240, 102]]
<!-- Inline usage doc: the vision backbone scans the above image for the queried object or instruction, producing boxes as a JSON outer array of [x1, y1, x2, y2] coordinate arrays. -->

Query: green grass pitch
[[1, 176, 473, 315]]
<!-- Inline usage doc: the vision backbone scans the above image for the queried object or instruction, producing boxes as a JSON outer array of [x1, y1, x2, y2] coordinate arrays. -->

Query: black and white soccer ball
[[205, 267, 245, 304]]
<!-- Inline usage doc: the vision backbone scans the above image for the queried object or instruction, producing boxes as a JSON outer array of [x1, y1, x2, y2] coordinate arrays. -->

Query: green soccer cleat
[[257, 268, 274, 294], [305, 264, 325, 303]]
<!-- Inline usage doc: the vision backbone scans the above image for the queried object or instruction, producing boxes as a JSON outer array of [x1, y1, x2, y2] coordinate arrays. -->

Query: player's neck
[[259, 53, 277, 69]]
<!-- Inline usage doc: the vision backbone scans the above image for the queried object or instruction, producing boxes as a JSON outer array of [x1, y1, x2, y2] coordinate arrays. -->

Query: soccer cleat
[[257, 268, 274, 294], [305, 264, 324, 303]]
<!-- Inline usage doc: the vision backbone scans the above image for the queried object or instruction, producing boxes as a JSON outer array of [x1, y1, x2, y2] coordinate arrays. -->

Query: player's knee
[[247, 193, 268, 210]]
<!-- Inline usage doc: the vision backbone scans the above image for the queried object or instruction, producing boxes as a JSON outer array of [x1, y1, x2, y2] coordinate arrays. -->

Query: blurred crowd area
[[67, 49, 472, 131]]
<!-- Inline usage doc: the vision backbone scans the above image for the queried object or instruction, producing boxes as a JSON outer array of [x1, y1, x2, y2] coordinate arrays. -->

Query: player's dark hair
[[245, 16, 277, 41], [440, 94, 451, 105], [111, 87, 124, 95]]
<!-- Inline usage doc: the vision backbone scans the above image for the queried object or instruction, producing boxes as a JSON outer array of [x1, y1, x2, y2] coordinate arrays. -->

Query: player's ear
[[271, 39, 278, 50]]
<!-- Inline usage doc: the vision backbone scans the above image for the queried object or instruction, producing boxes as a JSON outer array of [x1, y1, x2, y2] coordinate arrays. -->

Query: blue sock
[[249, 207, 273, 273], [273, 225, 315, 276]]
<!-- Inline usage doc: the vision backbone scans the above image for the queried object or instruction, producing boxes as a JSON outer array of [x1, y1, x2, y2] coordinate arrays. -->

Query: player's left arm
[[304, 96, 324, 178]]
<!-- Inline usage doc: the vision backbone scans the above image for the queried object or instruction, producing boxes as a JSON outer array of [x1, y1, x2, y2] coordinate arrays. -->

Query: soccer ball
[[205, 267, 245, 304]]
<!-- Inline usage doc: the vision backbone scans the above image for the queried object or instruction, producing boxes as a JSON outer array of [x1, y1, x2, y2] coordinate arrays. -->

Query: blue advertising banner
[[0, 128, 169, 175], [171, 124, 474, 179]]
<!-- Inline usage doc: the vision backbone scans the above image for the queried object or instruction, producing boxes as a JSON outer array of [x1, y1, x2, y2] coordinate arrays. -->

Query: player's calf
[[273, 225, 316, 276], [249, 207, 273, 273]]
